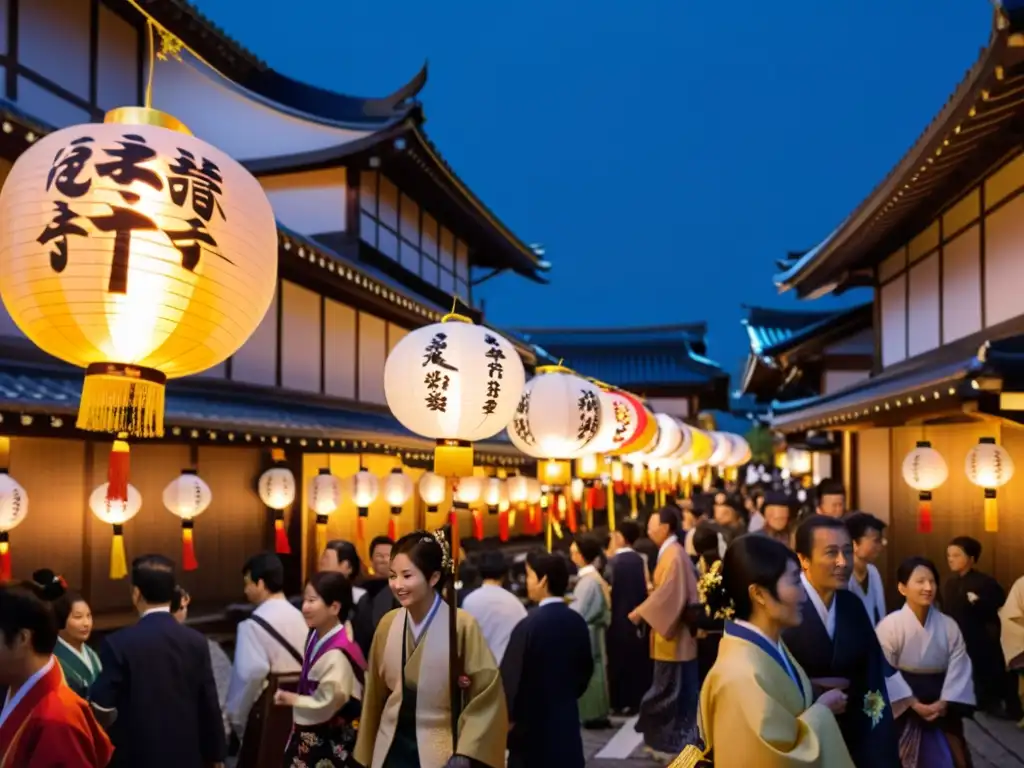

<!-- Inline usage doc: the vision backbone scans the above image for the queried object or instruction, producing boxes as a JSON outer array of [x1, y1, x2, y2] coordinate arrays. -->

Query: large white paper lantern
[[647, 414, 689, 460], [162, 469, 212, 572], [259, 464, 295, 555], [708, 432, 735, 467], [0, 108, 278, 438], [507, 366, 602, 461], [727, 435, 752, 467], [0, 471, 27, 582], [384, 317, 525, 478], [902, 441, 948, 534], [419, 471, 448, 512], [90, 481, 142, 580], [965, 437, 1015, 533]]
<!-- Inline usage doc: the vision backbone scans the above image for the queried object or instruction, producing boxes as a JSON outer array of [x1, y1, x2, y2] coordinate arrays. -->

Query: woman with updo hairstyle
[[690, 535, 855, 767], [354, 528, 508, 768], [52, 588, 101, 698], [0, 570, 113, 767]]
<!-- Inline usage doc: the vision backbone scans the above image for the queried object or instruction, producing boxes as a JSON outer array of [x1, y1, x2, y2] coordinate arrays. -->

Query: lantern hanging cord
[[144, 20, 155, 109]]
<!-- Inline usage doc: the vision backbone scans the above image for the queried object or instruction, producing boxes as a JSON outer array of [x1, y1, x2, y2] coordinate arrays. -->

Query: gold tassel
[[608, 481, 616, 531], [77, 364, 166, 438], [984, 490, 998, 533], [668, 744, 710, 768], [546, 511, 553, 553], [630, 486, 638, 519], [110, 526, 128, 580]]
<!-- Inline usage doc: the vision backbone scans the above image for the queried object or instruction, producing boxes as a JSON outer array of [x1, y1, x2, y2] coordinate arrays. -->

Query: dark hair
[[574, 533, 603, 564], [896, 556, 940, 587], [794, 514, 849, 558], [845, 512, 886, 543], [52, 589, 86, 631], [652, 506, 681, 535], [131, 554, 176, 604], [526, 551, 570, 597], [705, 536, 798, 621], [617, 519, 641, 545], [816, 478, 845, 500], [369, 536, 394, 558], [949, 536, 982, 562], [0, 569, 66, 654], [693, 524, 721, 564], [170, 585, 190, 613], [307, 571, 354, 620], [242, 552, 286, 593], [324, 540, 362, 579], [391, 530, 449, 592], [476, 550, 508, 581]]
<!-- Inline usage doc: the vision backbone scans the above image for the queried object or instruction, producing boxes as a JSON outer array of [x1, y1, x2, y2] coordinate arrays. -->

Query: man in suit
[[604, 519, 653, 714], [91, 554, 227, 768], [501, 551, 592, 768]]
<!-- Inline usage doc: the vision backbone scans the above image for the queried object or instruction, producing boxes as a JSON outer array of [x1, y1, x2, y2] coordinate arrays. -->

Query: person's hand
[[628, 610, 642, 626], [966, 591, 979, 604], [273, 689, 297, 706], [933, 700, 948, 718], [911, 700, 940, 721], [816, 688, 847, 714]]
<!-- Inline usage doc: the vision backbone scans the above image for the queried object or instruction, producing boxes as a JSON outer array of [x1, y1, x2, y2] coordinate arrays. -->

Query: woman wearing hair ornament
[[671, 536, 855, 767]]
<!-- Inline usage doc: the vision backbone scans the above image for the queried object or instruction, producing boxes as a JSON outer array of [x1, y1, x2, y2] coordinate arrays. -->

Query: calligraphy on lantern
[[482, 334, 506, 415], [577, 390, 599, 442], [422, 332, 455, 413], [38, 132, 232, 295]]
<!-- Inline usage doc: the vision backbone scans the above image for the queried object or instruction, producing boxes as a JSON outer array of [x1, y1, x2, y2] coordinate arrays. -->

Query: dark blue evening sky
[[194, 0, 990, 379]]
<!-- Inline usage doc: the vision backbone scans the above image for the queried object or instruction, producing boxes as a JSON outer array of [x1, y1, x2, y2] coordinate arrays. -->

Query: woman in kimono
[[693, 534, 854, 767], [1000, 574, 1024, 723], [52, 589, 102, 698], [275, 571, 365, 767], [0, 571, 113, 767], [876, 557, 975, 768], [354, 528, 507, 768], [692, 524, 724, 685], [570, 533, 612, 729]]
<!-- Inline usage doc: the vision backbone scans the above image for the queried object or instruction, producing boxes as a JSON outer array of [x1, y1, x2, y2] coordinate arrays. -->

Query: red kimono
[[0, 660, 113, 768]]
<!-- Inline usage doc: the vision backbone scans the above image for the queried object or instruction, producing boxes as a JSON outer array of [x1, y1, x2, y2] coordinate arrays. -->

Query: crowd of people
[[2, 477, 1024, 767]]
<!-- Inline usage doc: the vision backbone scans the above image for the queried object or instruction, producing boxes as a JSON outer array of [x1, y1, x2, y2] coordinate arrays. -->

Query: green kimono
[[571, 567, 611, 723], [54, 636, 101, 699]]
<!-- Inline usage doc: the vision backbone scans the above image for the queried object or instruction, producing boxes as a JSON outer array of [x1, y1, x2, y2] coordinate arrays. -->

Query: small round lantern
[[901, 441, 948, 533], [0, 470, 27, 582], [484, 477, 510, 542], [455, 476, 486, 540], [162, 469, 212, 571], [90, 481, 142, 580], [344, 468, 380, 547], [308, 468, 341, 557], [727, 435, 753, 467], [647, 414, 687, 460], [259, 464, 296, 555], [785, 447, 813, 476], [419, 471, 448, 513], [383, 468, 414, 540], [965, 437, 1015, 532]]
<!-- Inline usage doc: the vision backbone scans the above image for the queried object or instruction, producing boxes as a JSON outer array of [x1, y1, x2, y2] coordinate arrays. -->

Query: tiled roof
[[546, 352, 723, 390], [516, 324, 707, 350], [741, 306, 837, 356]]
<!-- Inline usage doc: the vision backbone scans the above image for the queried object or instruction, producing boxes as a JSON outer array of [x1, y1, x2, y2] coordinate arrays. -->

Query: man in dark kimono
[[605, 519, 653, 714], [784, 515, 900, 768]]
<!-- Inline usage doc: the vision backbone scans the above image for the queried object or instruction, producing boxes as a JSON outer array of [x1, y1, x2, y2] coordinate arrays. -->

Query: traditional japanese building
[[0, 0, 544, 615], [515, 323, 730, 419], [770, 1, 1024, 589]]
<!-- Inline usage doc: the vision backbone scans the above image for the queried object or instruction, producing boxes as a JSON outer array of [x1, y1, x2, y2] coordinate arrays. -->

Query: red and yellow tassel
[[984, 489, 998, 533], [498, 509, 510, 542], [917, 492, 932, 534], [0, 531, 10, 582], [110, 524, 128, 580], [181, 520, 198, 571], [472, 509, 484, 541], [274, 511, 290, 554]]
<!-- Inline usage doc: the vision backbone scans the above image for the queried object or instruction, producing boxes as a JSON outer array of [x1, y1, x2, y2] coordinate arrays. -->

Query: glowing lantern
[[785, 447, 813, 476], [575, 453, 601, 480], [484, 477, 510, 541], [0, 109, 277, 440], [89, 482, 142, 580], [384, 316, 525, 478], [307, 468, 341, 556], [524, 477, 543, 505], [727, 435, 752, 467], [0, 471, 27, 582], [383, 468, 414, 540], [607, 392, 656, 456], [343, 468, 379, 548], [259, 464, 295, 555], [707, 432, 736, 467], [419, 471, 448, 513], [648, 414, 688, 459], [162, 469, 212, 571], [965, 437, 1015, 532], [901, 441, 948, 534], [455, 476, 486, 540], [570, 478, 585, 503]]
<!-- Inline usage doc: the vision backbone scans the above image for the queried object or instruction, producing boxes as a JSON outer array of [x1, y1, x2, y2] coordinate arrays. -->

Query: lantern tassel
[[449, 506, 462, 569], [78, 364, 166, 438], [470, 509, 483, 540], [110, 525, 128, 580], [984, 489, 998, 533], [630, 487, 638, 519], [181, 520, 198, 572], [608, 483, 616, 532], [498, 510, 510, 542], [917, 492, 933, 534], [565, 493, 578, 534], [0, 532, 10, 582], [388, 514, 399, 541], [316, 514, 328, 558], [274, 512, 290, 555], [585, 486, 596, 530], [356, 511, 368, 558], [108, 439, 130, 503]]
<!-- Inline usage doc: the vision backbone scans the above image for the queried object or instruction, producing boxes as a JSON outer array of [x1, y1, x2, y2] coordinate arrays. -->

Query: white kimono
[[848, 563, 886, 627], [875, 604, 975, 710]]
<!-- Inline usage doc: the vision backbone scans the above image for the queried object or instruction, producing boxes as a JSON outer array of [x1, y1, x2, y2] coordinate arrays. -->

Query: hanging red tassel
[[613, 480, 625, 495], [565, 493, 578, 534], [917, 492, 933, 534], [472, 509, 484, 541], [181, 520, 198, 571], [498, 510, 510, 542], [356, 510, 368, 556], [0, 531, 10, 582], [108, 439, 130, 502], [388, 515, 399, 541], [585, 486, 597, 514], [274, 511, 290, 554]]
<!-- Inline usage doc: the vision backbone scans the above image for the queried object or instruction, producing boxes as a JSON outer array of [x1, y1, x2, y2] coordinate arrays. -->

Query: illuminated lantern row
[[383, 469, 414, 540], [901, 436, 1015, 533], [163, 469, 212, 572], [308, 468, 341, 558], [0, 470, 27, 582], [258, 463, 296, 555], [90, 481, 142, 580]]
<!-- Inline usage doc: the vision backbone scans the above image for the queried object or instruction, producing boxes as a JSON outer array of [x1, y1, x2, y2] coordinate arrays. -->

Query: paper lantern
[[453, 476, 484, 539], [306, 468, 341, 556], [647, 414, 687, 459], [575, 453, 602, 480], [727, 435, 752, 467], [483, 477, 508, 511], [900, 441, 947, 534], [419, 471, 448, 513], [607, 392, 656, 456], [383, 468, 414, 540], [0, 471, 27, 582], [343, 468, 380, 548], [384, 317, 525, 478], [508, 366, 602, 462], [162, 469, 212, 571], [570, 478, 585, 503], [524, 477, 543, 505], [0, 108, 277, 439], [259, 465, 295, 554], [90, 482, 142, 580], [507, 475, 530, 505], [966, 437, 1015, 532], [539, 458, 572, 487], [785, 447, 813, 476]]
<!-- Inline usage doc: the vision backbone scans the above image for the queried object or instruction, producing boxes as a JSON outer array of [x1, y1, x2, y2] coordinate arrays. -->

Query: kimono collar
[[408, 594, 442, 642], [725, 621, 803, 697], [801, 572, 836, 639], [614, 546, 634, 555], [538, 597, 565, 608], [578, 565, 597, 578], [56, 636, 95, 673], [658, 535, 679, 562], [0, 656, 56, 731]]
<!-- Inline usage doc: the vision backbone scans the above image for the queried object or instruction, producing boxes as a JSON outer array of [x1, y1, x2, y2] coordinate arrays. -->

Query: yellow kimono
[[698, 625, 854, 767], [354, 599, 508, 768]]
